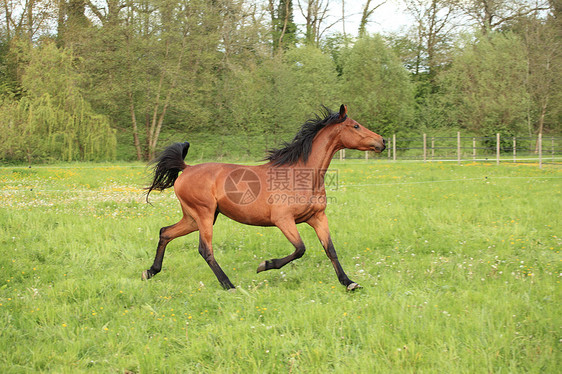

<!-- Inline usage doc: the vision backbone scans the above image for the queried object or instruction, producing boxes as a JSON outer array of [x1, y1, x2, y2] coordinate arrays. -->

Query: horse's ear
[[339, 104, 347, 119]]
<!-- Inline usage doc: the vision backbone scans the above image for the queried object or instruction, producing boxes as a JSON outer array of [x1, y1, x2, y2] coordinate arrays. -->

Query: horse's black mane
[[265, 106, 346, 166]]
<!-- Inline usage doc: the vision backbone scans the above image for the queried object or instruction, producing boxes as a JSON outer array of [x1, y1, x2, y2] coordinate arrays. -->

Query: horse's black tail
[[145, 141, 190, 202]]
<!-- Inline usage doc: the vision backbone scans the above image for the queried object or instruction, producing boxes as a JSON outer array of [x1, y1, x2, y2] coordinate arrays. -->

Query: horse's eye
[[354, 124, 359, 129]]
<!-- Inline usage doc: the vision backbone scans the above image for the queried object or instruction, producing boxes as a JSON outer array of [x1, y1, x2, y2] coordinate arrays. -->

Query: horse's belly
[[217, 196, 323, 227], [217, 198, 275, 226]]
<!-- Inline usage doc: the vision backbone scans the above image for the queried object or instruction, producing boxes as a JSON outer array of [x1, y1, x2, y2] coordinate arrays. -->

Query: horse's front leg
[[307, 212, 361, 291], [257, 218, 306, 272], [197, 216, 235, 290]]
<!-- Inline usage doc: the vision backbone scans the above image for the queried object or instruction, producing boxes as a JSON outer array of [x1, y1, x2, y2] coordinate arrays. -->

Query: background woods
[[0, 0, 560, 162]]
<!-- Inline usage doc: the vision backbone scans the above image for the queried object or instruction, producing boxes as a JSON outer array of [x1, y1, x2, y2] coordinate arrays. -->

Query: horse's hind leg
[[142, 215, 197, 280]]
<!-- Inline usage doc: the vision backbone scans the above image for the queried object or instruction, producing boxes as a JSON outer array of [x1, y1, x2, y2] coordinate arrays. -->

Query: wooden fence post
[[388, 138, 391, 159], [496, 133, 500, 165], [472, 138, 476, 160], [513, 137, 516, 163], [393, 134, 396, 161], [457, 132, 461, 165], [539, 133, 543, 169], [431, 137, 435, 160], [423, 133, 427, 162]]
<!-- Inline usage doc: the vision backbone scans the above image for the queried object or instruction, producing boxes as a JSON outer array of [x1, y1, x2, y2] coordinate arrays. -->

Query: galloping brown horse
[[142, 105, 385, 290]]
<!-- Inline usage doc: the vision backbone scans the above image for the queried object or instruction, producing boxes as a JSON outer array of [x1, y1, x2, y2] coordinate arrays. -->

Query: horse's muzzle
[[372, 138, 386, 152]]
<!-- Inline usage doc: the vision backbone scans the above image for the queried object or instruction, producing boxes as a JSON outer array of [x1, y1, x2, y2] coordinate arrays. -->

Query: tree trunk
[[535, 100, 547, 153], [128, 91, 142, 161], [4, 0, 12, 39], [359, 0, 386, 37], [278, 0, 290, 49], [27, 0, 35, 41], [358, 0, 372, 37], [341, 0, 346, 39], [146, 35, 188, 160]]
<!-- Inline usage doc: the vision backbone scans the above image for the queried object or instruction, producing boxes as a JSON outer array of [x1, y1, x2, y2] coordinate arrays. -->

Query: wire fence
[[339, 133, 562, 168]]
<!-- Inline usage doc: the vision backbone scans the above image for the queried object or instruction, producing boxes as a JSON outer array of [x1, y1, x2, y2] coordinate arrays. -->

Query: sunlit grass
[[0, 161, 560, 372]]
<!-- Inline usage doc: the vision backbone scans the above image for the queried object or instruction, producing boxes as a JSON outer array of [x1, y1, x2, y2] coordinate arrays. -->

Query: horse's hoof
[[256, 261, 266, 273], [347, 282, 362, 291], [141, 270, 151, 281]]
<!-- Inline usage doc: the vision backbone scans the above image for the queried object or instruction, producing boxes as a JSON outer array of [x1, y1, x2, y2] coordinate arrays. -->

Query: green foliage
[[440, 32, 530, 137], [218, 54, 296, 153], [0, 41, 13, 95], [340, 36, 415, 135], [0, 42, 116, 162], [0, 1, 559, 161], [321, 32, 354, 76], [216, 45, 339, 155], [272, 0, 297, 51], [284, 45, 338, 109]]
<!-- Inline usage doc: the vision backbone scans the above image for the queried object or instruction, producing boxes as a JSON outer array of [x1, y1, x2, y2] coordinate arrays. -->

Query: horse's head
[[337, 105, 386, 153]]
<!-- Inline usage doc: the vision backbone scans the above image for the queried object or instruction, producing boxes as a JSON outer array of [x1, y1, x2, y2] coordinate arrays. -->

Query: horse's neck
[[303, 125, 342, 182]]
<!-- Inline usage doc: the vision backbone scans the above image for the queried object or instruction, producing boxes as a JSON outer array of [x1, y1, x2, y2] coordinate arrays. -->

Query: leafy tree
[[340, 35, 415, 135], [358, 0, 386, 38], [216, 44, 337, 155], [297, 0, 338, 46], [517, 15, 562, 136], [321, 32, 354, 76], [0, 42, 116, 162], [283, 45, 338, 111], [440, 32, 530, 137], [270, 0, 297, 51], [458, 0, 550, 34], [218, 52, 297, 152], [79, 0, 226, 160], [401, 0, 458, 82]]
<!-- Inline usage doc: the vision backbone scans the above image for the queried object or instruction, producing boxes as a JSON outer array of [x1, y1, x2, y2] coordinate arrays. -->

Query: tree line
[[0, 0, 560, 162]]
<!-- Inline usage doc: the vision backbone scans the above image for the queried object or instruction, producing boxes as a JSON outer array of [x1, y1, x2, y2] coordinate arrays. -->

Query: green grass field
[[0, 160, 560, 373]]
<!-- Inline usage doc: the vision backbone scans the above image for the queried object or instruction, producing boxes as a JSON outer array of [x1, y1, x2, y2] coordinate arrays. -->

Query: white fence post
[[513, 137, 516, 163]]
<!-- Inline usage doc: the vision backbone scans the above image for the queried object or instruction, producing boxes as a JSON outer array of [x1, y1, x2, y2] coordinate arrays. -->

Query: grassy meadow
[[0, 160, 560, 373]]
